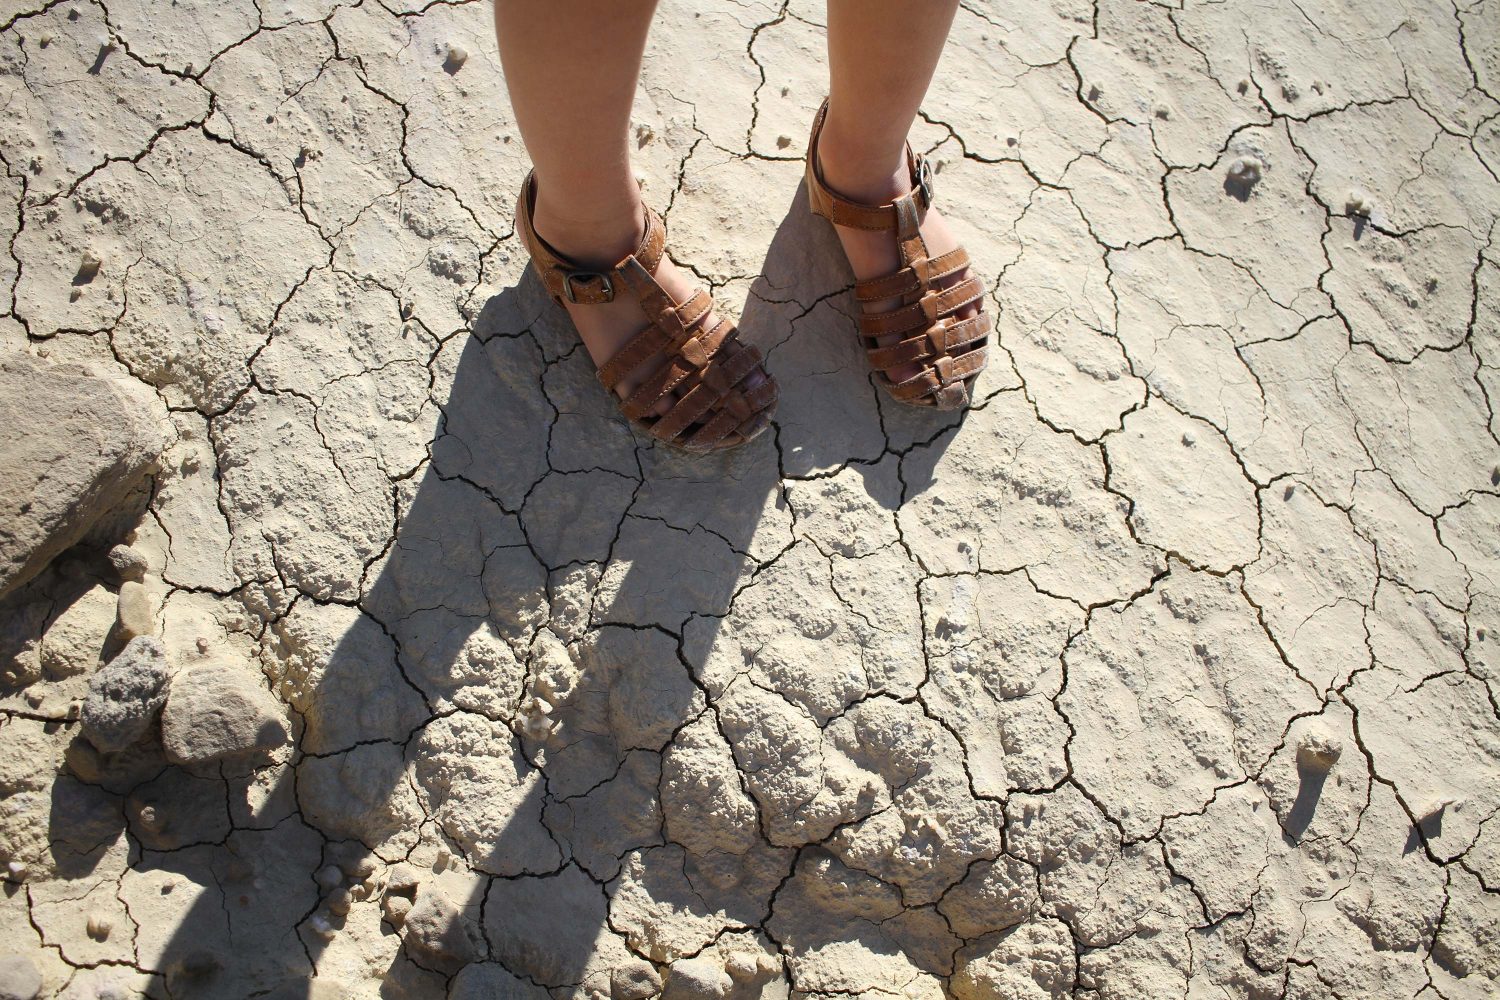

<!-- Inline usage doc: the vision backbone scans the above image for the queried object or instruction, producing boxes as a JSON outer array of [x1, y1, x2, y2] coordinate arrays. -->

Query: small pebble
[[315, 865, 344, 889], [345, 856, 378, 882], [326, 887, 352, 915], [444, 44, 467, 69], [386, 863, 420, 896], [1345, 189, 1375, 216], [86, 913, 112, 940], [8, 860, 28, 879], [1227, 155, 1264, 183], [383, 893, 412, 927], [107, 544, 147, 582], [137, 805, 165, 833], [1296, 729, 1342, 771], [116, 581, 154, 639], [1418, 796, 1456, 824]]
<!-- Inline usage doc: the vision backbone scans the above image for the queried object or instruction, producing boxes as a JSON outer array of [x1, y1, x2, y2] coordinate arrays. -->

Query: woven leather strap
[[805, 98, 989, 410], [514, 170, 777, 452]]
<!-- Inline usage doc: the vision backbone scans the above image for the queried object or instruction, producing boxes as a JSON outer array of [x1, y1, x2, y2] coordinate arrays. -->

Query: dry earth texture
[[0, 0, 1498, 997]]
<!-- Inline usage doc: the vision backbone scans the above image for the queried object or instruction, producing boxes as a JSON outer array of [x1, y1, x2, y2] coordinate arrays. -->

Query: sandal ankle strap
[[804, 98, 934, 233], [514, 169, 666, 305]]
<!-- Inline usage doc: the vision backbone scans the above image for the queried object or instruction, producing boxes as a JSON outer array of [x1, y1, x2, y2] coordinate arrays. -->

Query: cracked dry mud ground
[[1, 0, 1499, 996]]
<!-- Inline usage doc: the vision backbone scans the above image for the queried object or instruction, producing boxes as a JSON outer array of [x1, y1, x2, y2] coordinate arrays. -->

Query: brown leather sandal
[[514, 170, 778, 453], [804, 99, 991, 410]]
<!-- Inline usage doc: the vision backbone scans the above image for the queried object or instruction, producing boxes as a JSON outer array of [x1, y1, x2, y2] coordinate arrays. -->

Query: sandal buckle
[[914, 155, 934, 205], [563, 270, 614, 304]]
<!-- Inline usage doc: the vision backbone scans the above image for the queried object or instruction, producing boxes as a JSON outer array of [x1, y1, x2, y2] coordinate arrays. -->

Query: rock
[[1227, 154, 1264, 185], [106, 544, 147, 582], [1296, 728, 1342, 771], [386, 863, 420, 897], [382, 893, 412, 927], [159, 662, 289, 765], [115, 581, 154, 639], [1416, 796, 1456, 825], [79, 635, 170, 752], [342, 855, 377, 883], [663, 957, 732, 1000], [324, 887, 351, 915], [1345, 188, 1374, 216], [402, 883, 480, 975], [0, 354, 168, 599], [0, 954, 42, 1000], [612, 960, 664, 1000]]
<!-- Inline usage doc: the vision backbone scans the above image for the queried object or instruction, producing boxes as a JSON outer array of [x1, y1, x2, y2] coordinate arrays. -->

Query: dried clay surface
[[1, 0, 1499, 998]]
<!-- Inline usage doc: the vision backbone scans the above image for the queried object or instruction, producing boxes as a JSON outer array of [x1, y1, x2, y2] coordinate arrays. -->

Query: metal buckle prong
[[563, 270, 614, 303], [914, 155, 934, 205]]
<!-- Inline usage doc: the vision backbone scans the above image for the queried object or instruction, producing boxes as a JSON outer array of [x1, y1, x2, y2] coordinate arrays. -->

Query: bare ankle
[[531, 194, 646, 271], [814, 116, 911, 205]]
